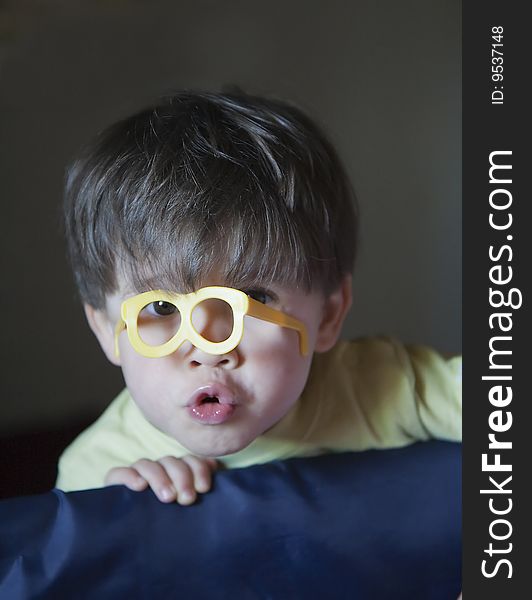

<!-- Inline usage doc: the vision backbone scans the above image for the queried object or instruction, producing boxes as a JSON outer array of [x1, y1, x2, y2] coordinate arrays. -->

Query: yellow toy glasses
[[114, 286, 308, 358]]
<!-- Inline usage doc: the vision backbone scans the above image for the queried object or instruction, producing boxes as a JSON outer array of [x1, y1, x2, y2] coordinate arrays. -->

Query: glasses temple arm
[[246, 300, 308, 356], [114, 320, 126, 359]]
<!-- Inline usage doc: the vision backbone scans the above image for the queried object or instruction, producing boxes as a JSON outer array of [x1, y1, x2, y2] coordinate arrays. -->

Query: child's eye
[[244, 289, 273, 304], [148, 301, 177, 316]]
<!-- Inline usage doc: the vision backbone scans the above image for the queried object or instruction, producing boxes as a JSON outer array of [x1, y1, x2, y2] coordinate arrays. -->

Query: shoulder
[[56, 389, 190, 491], [306, 336, 423, 431], [309, 336, 461, 443], [56, 389, 144, 491], [312, 336, 421, 387], [316, 336, 461, 382]]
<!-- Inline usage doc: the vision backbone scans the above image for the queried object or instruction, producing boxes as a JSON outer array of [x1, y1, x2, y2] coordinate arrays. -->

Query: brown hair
[[64, 90, 358, 308]]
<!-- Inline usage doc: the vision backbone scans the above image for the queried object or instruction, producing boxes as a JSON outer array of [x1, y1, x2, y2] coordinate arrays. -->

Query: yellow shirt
[[56, 337, 462, 491]]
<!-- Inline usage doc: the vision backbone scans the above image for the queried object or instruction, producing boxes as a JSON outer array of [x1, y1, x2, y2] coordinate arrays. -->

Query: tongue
[[203, 396, 219, 404]]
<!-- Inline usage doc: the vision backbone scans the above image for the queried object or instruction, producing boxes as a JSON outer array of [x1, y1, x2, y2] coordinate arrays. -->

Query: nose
[[187, 298, 239, 368], [186, 346, 239, 370]]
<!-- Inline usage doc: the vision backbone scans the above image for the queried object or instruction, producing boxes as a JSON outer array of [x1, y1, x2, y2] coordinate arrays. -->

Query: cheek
[[119, 349, 170, 410], [243, 316, 316, 358], [242, 330, 313, 402], [242, 316, 317, 373]]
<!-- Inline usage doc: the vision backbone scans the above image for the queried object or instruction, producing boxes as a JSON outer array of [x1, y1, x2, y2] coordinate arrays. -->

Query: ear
[[84, 304, 121, 366], [314, 274, 353, 353]]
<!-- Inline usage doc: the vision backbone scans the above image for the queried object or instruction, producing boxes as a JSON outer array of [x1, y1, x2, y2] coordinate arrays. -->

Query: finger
[[180, 456, 218, 493], [158, 456, 198, 505], [131, 458, 177, 503], [105, 467, 148, 492]]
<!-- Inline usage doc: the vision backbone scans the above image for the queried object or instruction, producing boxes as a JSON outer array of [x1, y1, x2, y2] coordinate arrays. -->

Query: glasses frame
[[114, 286, 309, 358]]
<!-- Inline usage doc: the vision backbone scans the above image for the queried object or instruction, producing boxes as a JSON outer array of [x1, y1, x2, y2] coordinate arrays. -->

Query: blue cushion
[[0, 441, 461, 599]]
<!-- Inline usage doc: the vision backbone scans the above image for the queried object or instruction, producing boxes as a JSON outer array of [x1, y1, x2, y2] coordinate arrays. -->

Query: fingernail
[[196, 481, 209, 493], [160, 486, 175, 502], [179, 490, 195, 504]]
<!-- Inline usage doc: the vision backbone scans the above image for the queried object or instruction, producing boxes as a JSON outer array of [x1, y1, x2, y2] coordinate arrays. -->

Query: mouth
[[186, 384, 238, 425]]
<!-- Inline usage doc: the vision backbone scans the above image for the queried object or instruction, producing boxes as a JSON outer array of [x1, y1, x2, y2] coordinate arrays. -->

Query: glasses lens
[[191, 298, 234, 343], [137, 300, 181, 346]]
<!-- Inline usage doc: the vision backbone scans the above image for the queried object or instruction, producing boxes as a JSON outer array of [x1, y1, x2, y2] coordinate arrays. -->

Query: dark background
[[0, 0, 461, 496]]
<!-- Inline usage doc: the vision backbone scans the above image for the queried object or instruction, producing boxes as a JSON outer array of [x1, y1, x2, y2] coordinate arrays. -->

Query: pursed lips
[[186, 383, 239, 425]]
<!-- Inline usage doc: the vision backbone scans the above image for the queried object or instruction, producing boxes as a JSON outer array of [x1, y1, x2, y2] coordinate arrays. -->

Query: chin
[[183, 430, 255, 458]]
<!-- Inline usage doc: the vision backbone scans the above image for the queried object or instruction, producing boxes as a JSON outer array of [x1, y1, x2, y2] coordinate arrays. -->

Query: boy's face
[[87, 276, 351, 458]]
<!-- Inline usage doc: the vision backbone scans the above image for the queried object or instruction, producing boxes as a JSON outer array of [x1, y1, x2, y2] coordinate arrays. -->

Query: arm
[[56, 389, 195, 494], [403, 343, 462, 442]]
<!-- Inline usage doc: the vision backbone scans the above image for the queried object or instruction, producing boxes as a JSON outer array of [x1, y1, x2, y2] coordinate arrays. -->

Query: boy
[[58, 90, 461, 505]]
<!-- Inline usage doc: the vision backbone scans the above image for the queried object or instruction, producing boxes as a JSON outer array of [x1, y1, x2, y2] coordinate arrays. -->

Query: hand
[[105, 455, 219, 505]]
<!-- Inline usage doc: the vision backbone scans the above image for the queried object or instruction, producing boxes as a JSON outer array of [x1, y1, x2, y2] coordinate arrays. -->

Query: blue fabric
[[0, 442, 461, 599]]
